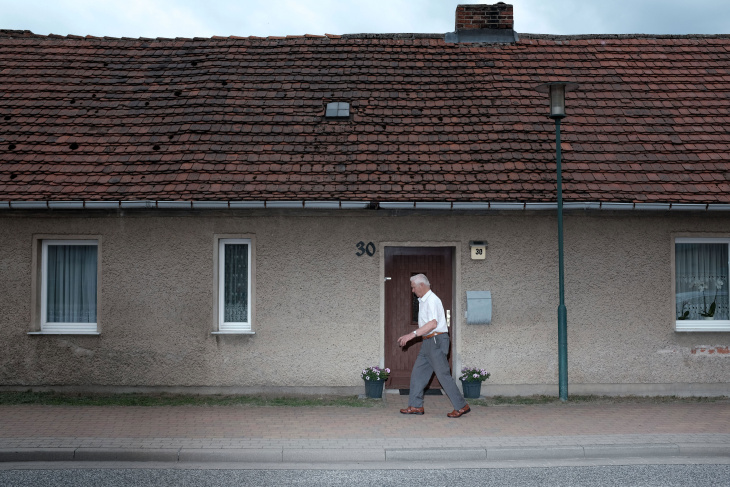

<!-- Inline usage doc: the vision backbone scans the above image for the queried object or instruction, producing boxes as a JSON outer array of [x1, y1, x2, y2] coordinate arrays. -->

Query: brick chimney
[[455, 3, 513, 31], [446, 3, 516, 43]]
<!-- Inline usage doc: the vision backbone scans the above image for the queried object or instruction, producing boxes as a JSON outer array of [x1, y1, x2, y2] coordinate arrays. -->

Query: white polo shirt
[[418, 290, 448, 334]]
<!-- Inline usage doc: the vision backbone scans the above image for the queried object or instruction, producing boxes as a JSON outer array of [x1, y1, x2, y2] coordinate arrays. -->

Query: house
[[1, 4, 729, 397]]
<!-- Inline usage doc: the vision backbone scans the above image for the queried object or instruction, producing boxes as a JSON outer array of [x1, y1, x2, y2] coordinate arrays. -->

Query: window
[[40, 240, 98, 334], [675, 237, 730, 332], [218, 239, 252, 333], [325, 102, 350, 118]]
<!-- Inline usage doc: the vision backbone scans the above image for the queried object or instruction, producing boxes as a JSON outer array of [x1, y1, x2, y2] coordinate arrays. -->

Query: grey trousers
[[408, 333, 467, 410]]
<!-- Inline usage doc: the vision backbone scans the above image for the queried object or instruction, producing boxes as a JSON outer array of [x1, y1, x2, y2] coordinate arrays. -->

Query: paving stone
[[0, 399, 728, 464]]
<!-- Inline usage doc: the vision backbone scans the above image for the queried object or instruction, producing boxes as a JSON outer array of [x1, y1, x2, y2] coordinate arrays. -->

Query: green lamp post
[[536, 82, 578, 401]]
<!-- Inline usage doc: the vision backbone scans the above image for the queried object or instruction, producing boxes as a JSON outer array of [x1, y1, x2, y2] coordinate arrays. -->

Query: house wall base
[[0, 385, 362, 396], [481, 382, 730, 398], [2, 382, 728, 398]]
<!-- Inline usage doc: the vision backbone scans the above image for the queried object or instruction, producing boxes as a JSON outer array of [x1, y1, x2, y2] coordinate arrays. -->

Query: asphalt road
[[1, 464, 729, 486]]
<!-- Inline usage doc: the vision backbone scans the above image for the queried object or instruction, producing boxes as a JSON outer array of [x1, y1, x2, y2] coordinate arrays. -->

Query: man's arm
[[397, 319, 437, 347]]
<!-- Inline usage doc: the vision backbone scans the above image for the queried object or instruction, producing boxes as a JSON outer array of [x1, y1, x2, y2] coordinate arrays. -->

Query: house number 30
[[356, 241, 376, 257]]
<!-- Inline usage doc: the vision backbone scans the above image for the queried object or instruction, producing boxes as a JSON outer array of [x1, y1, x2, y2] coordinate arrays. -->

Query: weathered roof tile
[[2, 32, 730, 203]]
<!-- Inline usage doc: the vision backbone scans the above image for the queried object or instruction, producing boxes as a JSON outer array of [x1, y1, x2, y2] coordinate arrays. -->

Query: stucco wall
[[458, 212, 730, 393], [1, 209, 729, 395]]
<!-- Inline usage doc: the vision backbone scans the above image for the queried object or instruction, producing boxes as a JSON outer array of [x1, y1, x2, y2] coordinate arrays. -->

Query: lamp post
[[536, 82, 577, 401]]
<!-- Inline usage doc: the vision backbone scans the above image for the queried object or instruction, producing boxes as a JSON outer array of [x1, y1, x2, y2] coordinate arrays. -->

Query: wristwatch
[[413, 330, 418, 337]]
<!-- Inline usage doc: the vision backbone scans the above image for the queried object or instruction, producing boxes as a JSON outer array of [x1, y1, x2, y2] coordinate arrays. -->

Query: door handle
[[446, 309, 451, 328]]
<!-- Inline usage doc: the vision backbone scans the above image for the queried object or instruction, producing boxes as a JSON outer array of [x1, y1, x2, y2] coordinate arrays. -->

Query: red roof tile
[[2, 31, 730, 204]]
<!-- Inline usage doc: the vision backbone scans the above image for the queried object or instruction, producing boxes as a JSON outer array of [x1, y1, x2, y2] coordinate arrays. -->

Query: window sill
[[675, 320, 730, 332], [28, 332, 101, 336], [211, 331, 255, 335]]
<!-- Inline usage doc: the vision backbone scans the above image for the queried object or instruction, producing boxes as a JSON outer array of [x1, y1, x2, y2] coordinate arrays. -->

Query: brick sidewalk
[[1, 396, 729, 463]]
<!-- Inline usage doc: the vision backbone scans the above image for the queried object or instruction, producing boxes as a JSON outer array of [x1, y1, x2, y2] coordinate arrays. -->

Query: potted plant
[[361, 366, 390, 399], [459, 366, 490, 399], [694, 278, 724, 320]]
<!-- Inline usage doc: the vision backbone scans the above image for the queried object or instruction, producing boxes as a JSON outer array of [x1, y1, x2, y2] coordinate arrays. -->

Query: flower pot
[[364, 378, 385, 398], [460, 379, 482, 399], [702, 316, 715, 320]]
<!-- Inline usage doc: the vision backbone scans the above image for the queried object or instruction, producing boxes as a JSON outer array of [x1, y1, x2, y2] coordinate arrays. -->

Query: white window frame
[[216, 238, 253, 334], [674, 237, 730, 332], [39, 239, 99, 335]]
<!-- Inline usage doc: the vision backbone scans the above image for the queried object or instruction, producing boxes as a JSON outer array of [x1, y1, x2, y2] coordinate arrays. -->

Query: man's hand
[[397, 332, 415, 347]]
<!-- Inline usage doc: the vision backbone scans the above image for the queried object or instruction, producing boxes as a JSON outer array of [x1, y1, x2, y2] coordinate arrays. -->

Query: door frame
[[379, 241, 462, 389]]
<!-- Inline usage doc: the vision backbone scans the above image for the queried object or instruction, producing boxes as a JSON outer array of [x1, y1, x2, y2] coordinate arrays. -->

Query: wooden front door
[[384, 247, 454, 389]]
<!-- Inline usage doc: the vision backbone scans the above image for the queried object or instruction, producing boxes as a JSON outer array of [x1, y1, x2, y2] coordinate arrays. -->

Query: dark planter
[[364, 379, 385, 398], [460, 379, 482, 399]]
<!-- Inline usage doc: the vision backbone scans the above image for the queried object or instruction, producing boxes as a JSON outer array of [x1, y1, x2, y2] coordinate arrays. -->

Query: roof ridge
[[0, 29, 39, 37], [3, 30, 730, 42], [341, 33, 444, 39], [0, 31, 346, 41], [520, 33, 730, 40]]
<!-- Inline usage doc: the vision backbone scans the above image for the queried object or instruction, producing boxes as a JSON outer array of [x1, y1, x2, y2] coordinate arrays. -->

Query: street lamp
[[536, 81, 578, 401]]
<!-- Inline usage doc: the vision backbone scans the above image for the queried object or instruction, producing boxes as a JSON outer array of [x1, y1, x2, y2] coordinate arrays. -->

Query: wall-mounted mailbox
[[466, 291, 492, 325]]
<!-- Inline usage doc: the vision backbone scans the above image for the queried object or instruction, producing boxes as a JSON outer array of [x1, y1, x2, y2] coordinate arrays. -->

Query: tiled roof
[[2, 30, 730, 204]]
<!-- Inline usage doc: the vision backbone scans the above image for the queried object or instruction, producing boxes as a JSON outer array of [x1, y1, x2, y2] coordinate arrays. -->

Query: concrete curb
[[2, 443, 729, 464], [178, 448, 283, 463], [386, 448, 486, 462], [73, 448, 180, 462], [0, 448, 76, 462], [487, 445, 585, 461], [283, 448, 385, 463]]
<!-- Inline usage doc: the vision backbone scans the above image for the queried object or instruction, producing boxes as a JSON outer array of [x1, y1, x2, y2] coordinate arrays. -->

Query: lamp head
[[536, 82, 578, 119]]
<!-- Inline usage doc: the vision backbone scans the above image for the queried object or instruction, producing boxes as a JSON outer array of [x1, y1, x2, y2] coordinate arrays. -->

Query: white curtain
[[46, 245, 97, 323], [223, 243, 248, 323], [675, 243, 728, 320]]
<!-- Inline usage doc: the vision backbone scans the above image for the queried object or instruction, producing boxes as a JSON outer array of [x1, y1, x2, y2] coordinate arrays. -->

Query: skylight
[[325, 102, 350, 118]]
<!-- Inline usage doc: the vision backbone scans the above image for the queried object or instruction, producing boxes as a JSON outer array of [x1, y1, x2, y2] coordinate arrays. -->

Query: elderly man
[[398, 274, 470, 418]]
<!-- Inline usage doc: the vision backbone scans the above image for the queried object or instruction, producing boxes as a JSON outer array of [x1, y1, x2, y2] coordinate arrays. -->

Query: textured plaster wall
[[0, 210, 729, 391], [457, 212, 730, 387]]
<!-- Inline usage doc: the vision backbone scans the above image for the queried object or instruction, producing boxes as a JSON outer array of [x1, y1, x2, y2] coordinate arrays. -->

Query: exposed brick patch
[[691, 346, 730, 356]]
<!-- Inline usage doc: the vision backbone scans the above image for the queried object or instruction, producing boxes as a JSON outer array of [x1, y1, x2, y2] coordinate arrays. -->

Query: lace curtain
[[675, 243, 728, 320], [46, 244, 97, 323], [223, 243, 248, 323]]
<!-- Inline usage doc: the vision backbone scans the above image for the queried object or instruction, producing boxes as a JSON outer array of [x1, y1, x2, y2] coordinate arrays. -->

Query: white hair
[[410, 274, 430, 287]]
